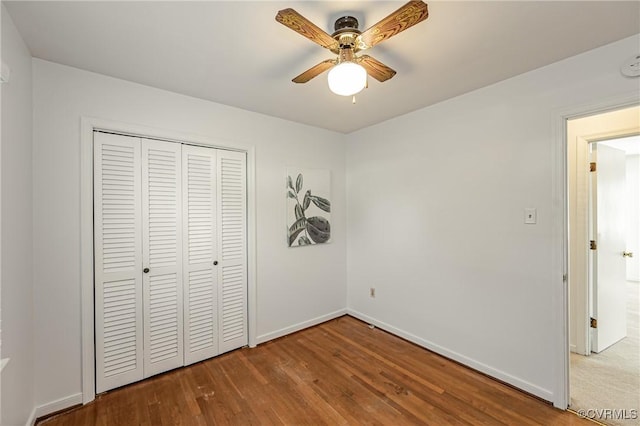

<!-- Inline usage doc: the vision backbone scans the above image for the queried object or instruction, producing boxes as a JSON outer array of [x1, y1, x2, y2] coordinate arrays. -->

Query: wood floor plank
[[38, 316, 593, 426], [278, 333, 403, 424], [299, 332, 447, 424]]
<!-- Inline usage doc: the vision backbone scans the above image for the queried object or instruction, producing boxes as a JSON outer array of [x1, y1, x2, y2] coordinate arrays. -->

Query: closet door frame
[[80, 117, 256, 404]]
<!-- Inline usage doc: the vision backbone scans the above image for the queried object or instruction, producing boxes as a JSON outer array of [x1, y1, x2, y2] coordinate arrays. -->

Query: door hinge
[[563, 274, 567, 283], [590, 240, 597, 250], [590, 317, 598, 328], [590, 162, 596, 172]]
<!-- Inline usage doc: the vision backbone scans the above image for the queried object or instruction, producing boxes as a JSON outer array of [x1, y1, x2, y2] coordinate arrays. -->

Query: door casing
[[556, 94, 639, 409], [568, 109, 638, 356]]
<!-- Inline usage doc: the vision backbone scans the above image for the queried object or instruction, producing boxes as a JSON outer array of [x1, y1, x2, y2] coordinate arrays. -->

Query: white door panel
[[94, 132, 144, 393], [182, 145, 219, 364], [591, 143, 627, 353], [217, 150, 248, 353], [141, 139, 184, 376]]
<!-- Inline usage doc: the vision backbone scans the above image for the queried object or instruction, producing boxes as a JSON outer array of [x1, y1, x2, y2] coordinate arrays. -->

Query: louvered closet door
[[182, 145, 219, 365], [94, 132, 144, 393], [141, 139, 184, 376], [217, 150, 248, 353]]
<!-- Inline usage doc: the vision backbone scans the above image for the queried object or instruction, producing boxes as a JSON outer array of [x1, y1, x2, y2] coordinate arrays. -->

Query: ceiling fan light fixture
[[276, 1, 428, 94], [327, 62, 367, 96]]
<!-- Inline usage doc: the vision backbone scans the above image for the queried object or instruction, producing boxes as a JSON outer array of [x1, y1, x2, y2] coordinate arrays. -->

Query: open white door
[[590, 143, 627, 353]]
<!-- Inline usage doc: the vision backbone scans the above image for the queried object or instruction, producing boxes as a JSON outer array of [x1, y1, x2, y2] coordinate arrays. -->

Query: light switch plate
[[525, 208, 537, 224]]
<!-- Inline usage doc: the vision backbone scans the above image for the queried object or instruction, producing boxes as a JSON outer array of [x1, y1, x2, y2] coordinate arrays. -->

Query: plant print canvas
[[286, 169, 331, 247]]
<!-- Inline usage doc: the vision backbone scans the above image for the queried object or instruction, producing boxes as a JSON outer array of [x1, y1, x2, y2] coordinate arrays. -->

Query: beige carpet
[[570, 281, 640, 426]]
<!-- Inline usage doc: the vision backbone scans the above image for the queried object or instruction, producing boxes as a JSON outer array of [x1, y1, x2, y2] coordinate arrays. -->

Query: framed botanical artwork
[[286, 168, 331, 247]]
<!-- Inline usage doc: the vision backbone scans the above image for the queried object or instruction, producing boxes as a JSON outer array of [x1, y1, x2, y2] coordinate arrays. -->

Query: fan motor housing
[[334, 15, 359, 31], [332, 16, 361, 48]]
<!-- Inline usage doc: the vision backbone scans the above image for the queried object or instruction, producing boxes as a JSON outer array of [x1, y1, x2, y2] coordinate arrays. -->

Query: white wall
[[1, 5, 35, 426], [626, 154, 640, 281], [346, 34, 640, 402], [32, 59, 347, 412]]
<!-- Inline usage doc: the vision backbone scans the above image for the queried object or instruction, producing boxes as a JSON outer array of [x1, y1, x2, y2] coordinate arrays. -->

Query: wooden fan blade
[[276, 9, 339, 51], [358, 1, 429, 50], [359, 55, 396, 82], [292, 59, 336, 83]]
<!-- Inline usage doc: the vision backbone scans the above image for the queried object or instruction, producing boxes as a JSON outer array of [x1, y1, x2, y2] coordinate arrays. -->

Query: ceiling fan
[[275, 1, 429, 97]]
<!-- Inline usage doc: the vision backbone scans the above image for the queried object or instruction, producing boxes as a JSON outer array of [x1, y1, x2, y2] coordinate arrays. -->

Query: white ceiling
[[5, 1, 640, 133]]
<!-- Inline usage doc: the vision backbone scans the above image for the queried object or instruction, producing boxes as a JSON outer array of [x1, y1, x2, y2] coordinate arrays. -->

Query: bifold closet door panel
[[94, 132, 144, 393], [182, 145, 219, 365], [217, 150, 248, 353], [141, 139, 184, 376]]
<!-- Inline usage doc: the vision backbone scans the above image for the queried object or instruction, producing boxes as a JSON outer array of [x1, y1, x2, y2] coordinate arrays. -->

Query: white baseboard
[[25, 408, 37, 426], [27, 393, 83, 425], [0, 358, 10, 373], [256, 309, 347, 344], [347, 308, 554, 402]]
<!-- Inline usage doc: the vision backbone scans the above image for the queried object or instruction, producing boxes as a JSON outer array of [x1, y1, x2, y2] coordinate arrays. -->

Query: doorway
[[567, 106, 640, 423]]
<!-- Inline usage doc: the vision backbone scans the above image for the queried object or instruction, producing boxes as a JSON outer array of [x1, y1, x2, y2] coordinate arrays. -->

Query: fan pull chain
[[352, 95, 356, 104]]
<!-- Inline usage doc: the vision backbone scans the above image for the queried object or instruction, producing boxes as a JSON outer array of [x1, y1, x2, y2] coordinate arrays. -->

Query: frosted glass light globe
[[327, 62, 367, 96]]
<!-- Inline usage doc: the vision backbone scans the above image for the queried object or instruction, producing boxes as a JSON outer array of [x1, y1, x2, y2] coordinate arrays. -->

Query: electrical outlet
[[370, 288, 375, 298], [524, 208, 537, 224]]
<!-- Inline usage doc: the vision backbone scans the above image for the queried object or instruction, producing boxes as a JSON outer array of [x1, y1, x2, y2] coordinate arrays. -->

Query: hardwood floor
[[39, 316, 592, 425]]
